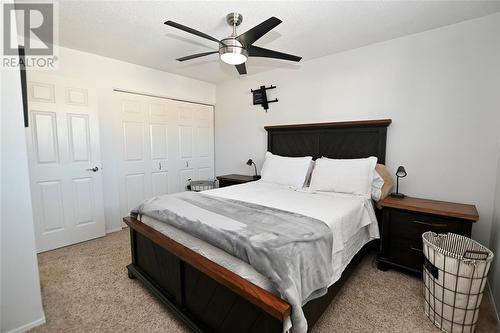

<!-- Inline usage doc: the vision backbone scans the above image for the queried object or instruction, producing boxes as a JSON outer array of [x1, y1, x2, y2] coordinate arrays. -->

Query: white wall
[[215, 13, 500, 247], [488, 144, 500, 321], [1, 53, 45, 332], [29, 46, 216, 233]]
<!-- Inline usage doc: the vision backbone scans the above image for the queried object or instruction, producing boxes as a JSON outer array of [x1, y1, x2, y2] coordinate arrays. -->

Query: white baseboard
[[486, 281, 500, 325], [106, 226, 124, 234], [5, 316, 46, 333]]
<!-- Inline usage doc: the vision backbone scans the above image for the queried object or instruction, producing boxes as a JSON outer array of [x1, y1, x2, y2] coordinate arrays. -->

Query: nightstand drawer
[[218, 180, 235, 188], [388, 209, 462, 241], [389, 238, 425, 271]]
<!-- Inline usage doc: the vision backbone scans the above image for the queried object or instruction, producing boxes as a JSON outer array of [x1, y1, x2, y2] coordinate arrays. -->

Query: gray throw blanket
[[133, 192, 334, 333]]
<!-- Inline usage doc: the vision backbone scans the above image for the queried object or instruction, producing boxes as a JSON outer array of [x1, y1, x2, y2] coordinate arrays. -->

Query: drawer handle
[[410, 247, 423, 253], [411, 220, 448, 228]]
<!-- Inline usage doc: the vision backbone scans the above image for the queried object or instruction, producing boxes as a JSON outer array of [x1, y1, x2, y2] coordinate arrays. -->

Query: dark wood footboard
[[125, 216, 377, 333], [125, 216, 287, 333]]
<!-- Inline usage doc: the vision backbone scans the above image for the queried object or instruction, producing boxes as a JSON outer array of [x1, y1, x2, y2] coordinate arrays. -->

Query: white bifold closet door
[[26, 73, 106, 252], [115, 92, 214, 219]]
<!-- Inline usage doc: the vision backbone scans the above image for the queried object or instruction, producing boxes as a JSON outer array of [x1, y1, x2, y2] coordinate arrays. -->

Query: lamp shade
[[246, 159, 253, 166], [396, 166, 407, 178]]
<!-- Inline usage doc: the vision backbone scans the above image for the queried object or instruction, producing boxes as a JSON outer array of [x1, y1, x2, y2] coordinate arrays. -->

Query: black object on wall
[[18, 46, 29, 127], [251, 85, 278, 112]]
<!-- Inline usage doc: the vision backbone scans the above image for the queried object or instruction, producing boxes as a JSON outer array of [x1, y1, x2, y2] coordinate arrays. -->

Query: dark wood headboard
[[265, 119, 391, 164]]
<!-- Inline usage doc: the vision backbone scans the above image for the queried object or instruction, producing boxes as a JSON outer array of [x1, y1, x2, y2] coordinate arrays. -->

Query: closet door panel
[[192, 104, 215, 181], [152, 171, 169, 196], [197, 126, 211, 158], [124, 173, 146, 212], [118, 95, 151, 218], [123, 121, 145, 161], [148, 101, 169, 185], [179, 126, 193, 159], [150, 124, 168, 160]]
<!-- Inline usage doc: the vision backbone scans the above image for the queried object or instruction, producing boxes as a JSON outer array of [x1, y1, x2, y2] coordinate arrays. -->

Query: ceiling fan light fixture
[[219, 38, 248, 65], [220, 50, 248, 65]]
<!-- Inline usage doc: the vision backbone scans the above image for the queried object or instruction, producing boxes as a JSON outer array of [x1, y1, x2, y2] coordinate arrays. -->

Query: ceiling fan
[[164, 13, 302, 75]]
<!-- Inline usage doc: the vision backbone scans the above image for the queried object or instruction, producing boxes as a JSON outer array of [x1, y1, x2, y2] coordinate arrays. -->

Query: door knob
[[86, 166, 99, 172]]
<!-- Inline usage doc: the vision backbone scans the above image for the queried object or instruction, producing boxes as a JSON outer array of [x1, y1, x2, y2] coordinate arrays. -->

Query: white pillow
[[371, 170, 385, 201], [309, 156, 378, 196], [260, 152, 312, 188]]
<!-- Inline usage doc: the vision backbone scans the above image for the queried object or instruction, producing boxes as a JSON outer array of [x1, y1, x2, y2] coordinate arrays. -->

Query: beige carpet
[[31, 229, 499, 333]]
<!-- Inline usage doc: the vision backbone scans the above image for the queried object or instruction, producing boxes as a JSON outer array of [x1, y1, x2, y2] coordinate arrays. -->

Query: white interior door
[[26, 73, 106, 253], [115, 92, 214, 218], [117, 93, 153, 218], [172, 100, 215, 191]]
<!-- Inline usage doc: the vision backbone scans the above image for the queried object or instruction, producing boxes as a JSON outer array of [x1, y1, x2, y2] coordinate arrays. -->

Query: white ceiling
[[56, 1, 500, 83]]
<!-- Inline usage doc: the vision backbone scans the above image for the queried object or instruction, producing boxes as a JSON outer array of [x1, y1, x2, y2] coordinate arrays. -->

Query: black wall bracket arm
[[251, 85, 278, 112]]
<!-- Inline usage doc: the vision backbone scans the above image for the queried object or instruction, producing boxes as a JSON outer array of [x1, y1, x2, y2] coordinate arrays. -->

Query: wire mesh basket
[[187, 179, 216, 192], [422, 232, 494, 333]]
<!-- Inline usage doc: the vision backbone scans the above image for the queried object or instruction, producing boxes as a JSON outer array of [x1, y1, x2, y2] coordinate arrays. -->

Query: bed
[[124, 119, 392, 333]]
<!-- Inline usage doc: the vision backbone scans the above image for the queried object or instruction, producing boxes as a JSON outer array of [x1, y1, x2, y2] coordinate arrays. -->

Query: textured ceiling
[[55, 1, 500, 83]]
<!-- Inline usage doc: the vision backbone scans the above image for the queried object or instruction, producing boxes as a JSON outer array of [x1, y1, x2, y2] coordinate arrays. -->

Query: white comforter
[[206, 181, 379, 254]]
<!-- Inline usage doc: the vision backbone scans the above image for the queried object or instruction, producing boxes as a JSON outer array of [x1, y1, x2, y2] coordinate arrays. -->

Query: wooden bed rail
[[124, 216, 291, 321]]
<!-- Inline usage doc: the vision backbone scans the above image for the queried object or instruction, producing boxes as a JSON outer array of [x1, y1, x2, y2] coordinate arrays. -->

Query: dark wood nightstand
[[377, 196, 478, 275], [216, 174, 261, 188]]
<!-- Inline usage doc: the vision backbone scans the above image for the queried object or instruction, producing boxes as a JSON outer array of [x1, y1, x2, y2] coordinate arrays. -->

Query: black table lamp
[[246, 159, 259, 179], [391, 166, 407, 198]]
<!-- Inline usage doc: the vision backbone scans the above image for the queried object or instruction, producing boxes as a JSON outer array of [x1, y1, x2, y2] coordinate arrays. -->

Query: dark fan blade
[[165, 20, 220, 43], [176, 51, 218, 62], [248, 45, 302, 62], [236, 17, 282, 46], [235, 63, 247, 75]]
